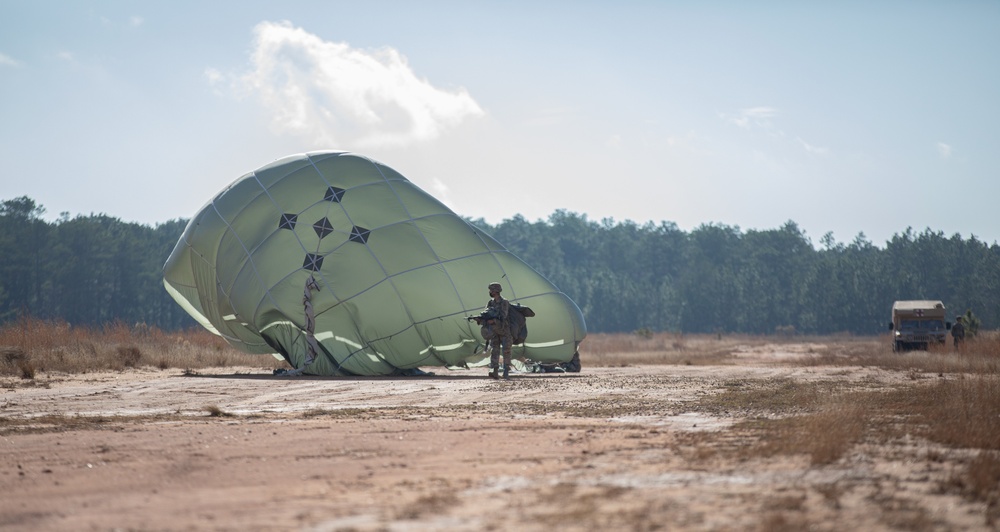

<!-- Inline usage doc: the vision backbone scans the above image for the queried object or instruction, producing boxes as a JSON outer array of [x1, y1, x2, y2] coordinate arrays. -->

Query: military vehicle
[[888, 300, 951, 352]]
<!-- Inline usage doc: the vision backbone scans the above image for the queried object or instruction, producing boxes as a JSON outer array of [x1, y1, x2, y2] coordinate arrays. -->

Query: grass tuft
[[19, 360, 35, 380], [204, 405, 232, 417], [118, 346, 142, 368]]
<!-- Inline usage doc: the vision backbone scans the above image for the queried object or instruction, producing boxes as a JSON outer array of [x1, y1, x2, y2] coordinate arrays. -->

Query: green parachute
[[162, 151, 586, 376]]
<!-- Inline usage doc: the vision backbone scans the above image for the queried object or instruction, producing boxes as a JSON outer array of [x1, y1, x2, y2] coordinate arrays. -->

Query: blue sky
[[2, 1, 998, 247]]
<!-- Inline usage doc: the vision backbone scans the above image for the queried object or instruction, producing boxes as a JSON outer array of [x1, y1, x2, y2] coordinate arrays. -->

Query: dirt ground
[[1, 344, 994, 531]]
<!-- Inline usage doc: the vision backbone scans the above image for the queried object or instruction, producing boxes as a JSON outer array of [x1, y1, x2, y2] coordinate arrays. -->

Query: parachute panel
[[386, 181, 452, 220], [340, 182, 414, 229], [319, 244, 387, 302], [311, 153, 393, 188], [263, 165, 328, 212], [415, 215, 489, 263]]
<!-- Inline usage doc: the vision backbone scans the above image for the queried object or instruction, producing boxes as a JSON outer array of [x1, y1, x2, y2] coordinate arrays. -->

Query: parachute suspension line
[[302, 275, 321, 365]]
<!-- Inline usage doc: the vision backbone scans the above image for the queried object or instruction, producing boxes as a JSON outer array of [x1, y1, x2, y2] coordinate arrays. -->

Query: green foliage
[[962, 309, 981, 338], [0, 199, 195, 329], [633, 327, 653, 339]]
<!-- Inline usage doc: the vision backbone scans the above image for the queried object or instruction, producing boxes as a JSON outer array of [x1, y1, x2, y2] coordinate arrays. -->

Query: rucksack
[[509, 304, 534, 345]]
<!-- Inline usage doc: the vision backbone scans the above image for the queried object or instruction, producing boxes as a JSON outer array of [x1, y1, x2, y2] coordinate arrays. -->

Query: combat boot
[[488, 367, 498, 379], [502, 366, 509, 379]]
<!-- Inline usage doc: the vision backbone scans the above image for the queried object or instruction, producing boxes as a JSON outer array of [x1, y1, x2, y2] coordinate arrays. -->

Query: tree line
[[2, 196, 997, 335], [0, 197, 192, 329], [472, 211, 999, 335]]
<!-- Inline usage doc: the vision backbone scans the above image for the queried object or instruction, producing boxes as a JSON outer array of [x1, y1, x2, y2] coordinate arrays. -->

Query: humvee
[[888, 300, 951, 352]]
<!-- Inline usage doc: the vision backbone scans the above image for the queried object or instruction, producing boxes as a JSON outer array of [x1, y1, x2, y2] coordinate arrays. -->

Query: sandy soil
[[0, 344, 994, 531]]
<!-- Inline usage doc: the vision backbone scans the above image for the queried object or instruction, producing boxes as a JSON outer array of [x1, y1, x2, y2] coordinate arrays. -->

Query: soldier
[[481, 282, 513, 379], [951, 316, 966, 350]]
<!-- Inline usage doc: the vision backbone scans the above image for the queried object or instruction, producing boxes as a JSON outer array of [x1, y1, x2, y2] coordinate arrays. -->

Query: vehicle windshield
[[899, 319, 944, 330]]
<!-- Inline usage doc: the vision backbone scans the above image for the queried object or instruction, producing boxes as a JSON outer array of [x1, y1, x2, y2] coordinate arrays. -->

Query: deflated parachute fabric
[[162, 151, 587, 376]]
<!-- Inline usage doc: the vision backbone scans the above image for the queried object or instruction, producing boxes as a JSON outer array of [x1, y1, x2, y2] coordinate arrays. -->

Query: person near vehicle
[[951, 316, 966, 350], [479, 282, 512, 379]]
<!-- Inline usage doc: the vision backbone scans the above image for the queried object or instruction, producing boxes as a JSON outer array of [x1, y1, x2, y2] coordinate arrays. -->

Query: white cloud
[[204, 67, 225, 96], [726, 106, 777, 129], [723, 107, 828, 155], [796, 137, 829, 155], [204, 67, 223, 85], [0, 52, 19, 67], [936, 142, 953, 158], [229, 20, 484, 148]]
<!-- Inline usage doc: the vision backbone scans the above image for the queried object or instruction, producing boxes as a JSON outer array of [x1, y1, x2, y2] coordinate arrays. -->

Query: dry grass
[[203, 405, 233, 417], [583, 330, 1000, 375], [797, 332, 1000, 375], [683, 376, 1000, 522], [945, 452, 1000, 504], [692, 379, 867, 465], [0, 317, 285, 377], [696, 373, 999, 479], [581, 331, 748, 366], [0, 413, 185, 435], [908, 376, 1000, 450], [5, 320, 997, 379]]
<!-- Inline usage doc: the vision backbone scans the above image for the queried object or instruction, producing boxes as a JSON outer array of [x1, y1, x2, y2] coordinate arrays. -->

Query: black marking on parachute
[[278, 213, 297, 230], [324, 186, 346, 203], [303, 253, 324, 272], [349, 226, 370, 244], [312, 217, 334, 239]]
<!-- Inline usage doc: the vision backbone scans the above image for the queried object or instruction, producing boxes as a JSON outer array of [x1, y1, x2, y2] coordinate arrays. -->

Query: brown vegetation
[[589, 329, 1000, 374], [6, 317, 998, 377], [0, 317, 284, 377]]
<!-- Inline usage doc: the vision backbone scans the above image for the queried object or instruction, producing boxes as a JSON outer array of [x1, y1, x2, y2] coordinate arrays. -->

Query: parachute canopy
[[162, 151, 586, 376]]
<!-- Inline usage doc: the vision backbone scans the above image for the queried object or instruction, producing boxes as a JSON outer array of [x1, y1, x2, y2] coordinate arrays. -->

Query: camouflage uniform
[[952, 317, 965, 350], [485, 282, 513, 379]]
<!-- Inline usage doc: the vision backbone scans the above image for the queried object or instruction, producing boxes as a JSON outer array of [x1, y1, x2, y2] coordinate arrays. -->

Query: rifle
[[466, 307, 501, 324]]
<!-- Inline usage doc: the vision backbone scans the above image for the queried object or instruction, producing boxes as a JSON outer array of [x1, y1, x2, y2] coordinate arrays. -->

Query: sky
[[2, 1, 998, 247]]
